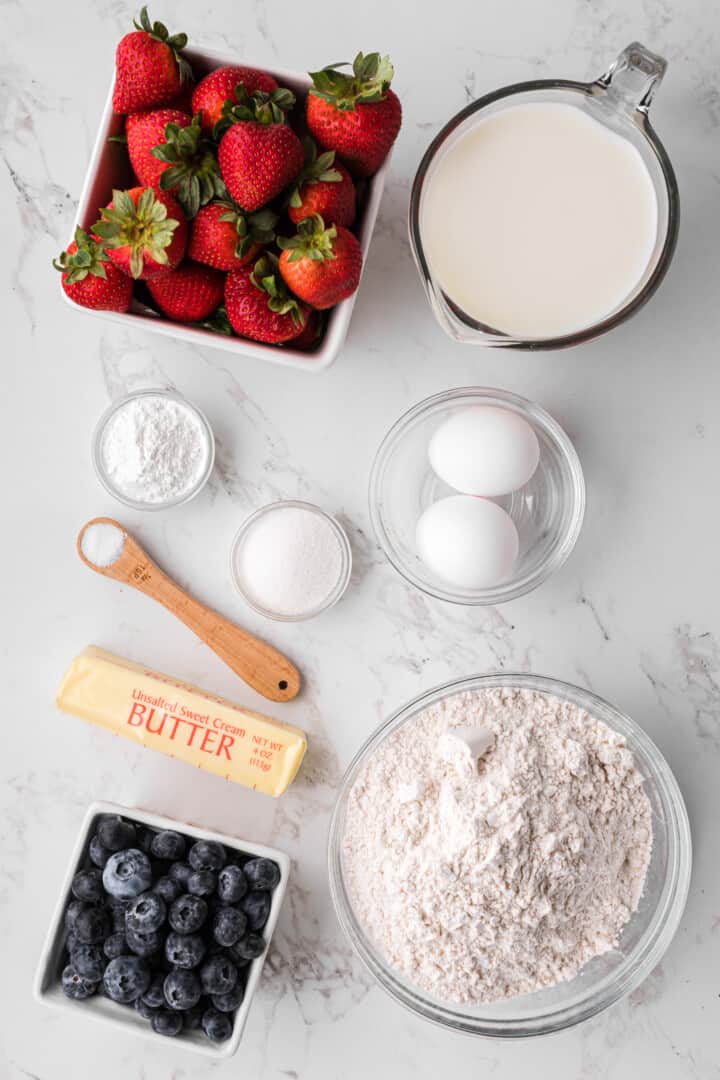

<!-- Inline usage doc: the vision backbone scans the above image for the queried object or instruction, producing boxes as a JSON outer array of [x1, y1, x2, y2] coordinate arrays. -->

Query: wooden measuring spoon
[[77, 517, 301, 703]]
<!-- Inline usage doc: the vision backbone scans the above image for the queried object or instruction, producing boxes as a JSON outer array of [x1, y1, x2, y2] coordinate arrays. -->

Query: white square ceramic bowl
[[34, 800, 290, 1060], [65, 45, 390, 371]]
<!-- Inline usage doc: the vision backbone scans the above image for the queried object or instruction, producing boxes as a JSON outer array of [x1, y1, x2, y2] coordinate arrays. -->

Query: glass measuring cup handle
[[594, 42, 667, 115]]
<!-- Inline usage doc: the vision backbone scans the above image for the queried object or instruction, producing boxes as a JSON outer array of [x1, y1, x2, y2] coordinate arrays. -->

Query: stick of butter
[[56, 647, 307, 796]]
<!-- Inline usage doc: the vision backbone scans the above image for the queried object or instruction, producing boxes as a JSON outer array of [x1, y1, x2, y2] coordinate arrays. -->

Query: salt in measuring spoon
[[77, 517, 301, 703]]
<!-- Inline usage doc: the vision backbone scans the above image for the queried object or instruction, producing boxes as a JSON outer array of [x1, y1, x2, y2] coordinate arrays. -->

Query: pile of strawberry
[[54, 8, 401, 350]]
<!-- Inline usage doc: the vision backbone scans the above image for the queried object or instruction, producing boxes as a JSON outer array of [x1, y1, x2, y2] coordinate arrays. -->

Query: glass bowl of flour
[[92, 389, 215, 511], [329, 674, 690, 1037]]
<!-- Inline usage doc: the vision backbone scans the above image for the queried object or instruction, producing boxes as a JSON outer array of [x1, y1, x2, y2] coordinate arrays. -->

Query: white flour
[[100, 394, 210, 504], [343, 687, 653, 1004]]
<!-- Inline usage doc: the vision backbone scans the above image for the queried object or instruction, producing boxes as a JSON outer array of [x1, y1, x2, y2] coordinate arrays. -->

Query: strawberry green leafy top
[[134, 6, 193, 84], [215, 86, 296, 138], [277, 214, 338, 262], [93, 188, 181, 279], [53, 227, 111, 283], [151, 114, 226, 218], [250, 253, 307, 327], [308, 52, 395, 111]]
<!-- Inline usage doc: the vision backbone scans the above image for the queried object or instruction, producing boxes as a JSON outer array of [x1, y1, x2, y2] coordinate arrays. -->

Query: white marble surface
[[2, 0, 719, 1076]]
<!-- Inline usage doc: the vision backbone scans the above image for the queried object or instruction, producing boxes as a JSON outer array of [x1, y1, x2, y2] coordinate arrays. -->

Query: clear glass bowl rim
[[408, 76, 680, 350], [230, 499, 353, 622], [91, 387, 215, 512], [328, 672, 692, 1038], [368, 386, 586, 605]]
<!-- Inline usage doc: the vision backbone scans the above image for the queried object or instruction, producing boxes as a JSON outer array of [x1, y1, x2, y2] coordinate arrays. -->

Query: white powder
[[236, 504, 346, 618], [343, 687, 653, 1005], [100, 394, 210, 504], [81, 522, 126, 567]]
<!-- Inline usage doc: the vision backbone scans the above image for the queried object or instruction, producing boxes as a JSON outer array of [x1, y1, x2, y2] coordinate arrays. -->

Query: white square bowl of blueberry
[[33, 801, 289, 1058]]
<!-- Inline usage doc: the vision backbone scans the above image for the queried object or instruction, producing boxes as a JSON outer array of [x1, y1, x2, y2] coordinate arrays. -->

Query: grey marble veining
[[2, 0, 719, 1077]]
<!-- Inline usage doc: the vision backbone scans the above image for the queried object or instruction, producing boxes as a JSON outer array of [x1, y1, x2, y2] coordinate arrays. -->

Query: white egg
[[428, 405, 540, 496], [416, 495, 519, 589]]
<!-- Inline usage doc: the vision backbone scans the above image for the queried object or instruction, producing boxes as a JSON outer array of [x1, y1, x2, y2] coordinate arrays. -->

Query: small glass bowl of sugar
[[231, 501, 352, 621], [91, 389, 215, 511]]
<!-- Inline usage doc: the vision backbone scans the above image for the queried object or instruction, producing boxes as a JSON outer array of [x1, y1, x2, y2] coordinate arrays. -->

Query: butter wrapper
[[57, 647, 306, 796]]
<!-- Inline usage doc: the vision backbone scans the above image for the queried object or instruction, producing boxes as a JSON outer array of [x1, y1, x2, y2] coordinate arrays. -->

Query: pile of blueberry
[[60, 814, 281, 1043]]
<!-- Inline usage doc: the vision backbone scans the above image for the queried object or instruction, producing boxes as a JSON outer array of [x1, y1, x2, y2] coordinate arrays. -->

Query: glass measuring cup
[[408, 43, 679, 350]]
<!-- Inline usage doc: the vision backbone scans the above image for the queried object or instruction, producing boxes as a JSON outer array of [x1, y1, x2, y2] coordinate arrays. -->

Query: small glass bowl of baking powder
[[230, 500, 353, 621], [91, 388, 215, 511]]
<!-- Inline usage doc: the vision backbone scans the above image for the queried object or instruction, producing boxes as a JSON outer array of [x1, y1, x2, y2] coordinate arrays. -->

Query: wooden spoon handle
[[77, 519, 301, 703], [136, 563, 301, 703]]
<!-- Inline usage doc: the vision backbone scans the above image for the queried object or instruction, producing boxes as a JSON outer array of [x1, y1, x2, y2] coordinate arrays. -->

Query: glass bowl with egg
[[368, 387, 585, 604], [328, 672, 691, 1037]]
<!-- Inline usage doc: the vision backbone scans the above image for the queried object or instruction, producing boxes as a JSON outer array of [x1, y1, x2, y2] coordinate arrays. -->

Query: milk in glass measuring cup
[[409, 43, 679, 349]]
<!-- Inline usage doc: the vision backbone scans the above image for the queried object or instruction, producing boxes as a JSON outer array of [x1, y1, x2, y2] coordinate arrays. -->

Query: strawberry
[[278, 214, 362, 309], [147, 261, 225, 321], [133, 112, 226, 217], [217, 87, 303, 212], [192, 65, 279, 134], [291, 309, 323, 350], [225, 254, 309, 344], [188, 201, 277, 271], [113, 7, 193, 115], [288, 139, 355, 227], [53, 227, 134, 312], [306, 52, 401, 176], [126, 108, 192, 188], [93, 187, 187, 279]]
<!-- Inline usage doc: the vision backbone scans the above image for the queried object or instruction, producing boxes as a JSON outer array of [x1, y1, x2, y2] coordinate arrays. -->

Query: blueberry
[[64, 899, 86, 931], [152, 876, 181, 904], [106, 898, 129, 932], [164, 968, 202, 1011], [65, 931, 78, 955], [200, 954, 237, 995], [165, 931, 206, 969], [188, 840, 225, 872], [183, 1000, 206, 1030], [61, 964, 98, 1000], [98, 816, 136, 852], [217, 865, 248, 904], [126, 891, 166, 933], [103, 932, 127, 960], [151, 830, 185, 861], [75, 905, 111, 944], [168, 894, 207, 934], [103, 956, 150, 1003], [212, 981, 245, 1012], [243, 857, 281, 892], [213, 906, 247, 947], [89, 835, 111, 869], [168, 862, 192, 889], [71, 943, 105, 982], [135, 996, 159, 1020], [152, 1009, 183, 1036], [71, 868, 104, 903], [126, 927, 163, 957], [201, 1006, 232, 1042], [187, 870, 216, 897], [229, 932, 265, 961], [103, 849, 152, 900], [141, 973, 166, 1009], [136, 827, 156, 854], [240, 890, 271, 932]]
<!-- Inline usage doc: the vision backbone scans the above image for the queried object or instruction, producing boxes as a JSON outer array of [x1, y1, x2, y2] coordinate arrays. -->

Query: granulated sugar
[[343, 687, 653, 1005], [235, 504, 345, 618]]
